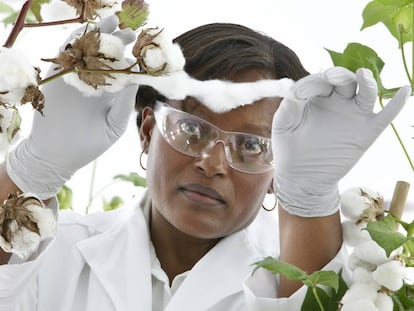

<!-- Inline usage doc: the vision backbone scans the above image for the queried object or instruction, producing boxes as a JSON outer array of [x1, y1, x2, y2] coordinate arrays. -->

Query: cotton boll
[[375, 293, 393, 311], [0, 47, 38, 105], [41, 0, 77, 21], [165, 44, 186, 73], [373, 260, 406, 291], [341, 187, 373, 220], [99, 33, 126, 62], [353, 240, 389, 267], [352, 267, 381, 290], [341, 299, 378, 311], [25, 204, 56, 239], [341, 283, 379, 305], [342, 220, 371, 246], [349, 252, 377, 271], [0, 220, 41, 259]]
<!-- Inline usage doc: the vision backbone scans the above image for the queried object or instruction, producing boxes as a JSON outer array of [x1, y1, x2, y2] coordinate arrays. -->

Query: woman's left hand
[[272, 67, 411, 217]]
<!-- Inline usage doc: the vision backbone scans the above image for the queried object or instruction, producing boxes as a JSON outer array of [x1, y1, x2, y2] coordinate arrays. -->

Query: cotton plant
[[339, 186, 413, 311], [253, 184, 414, 311]]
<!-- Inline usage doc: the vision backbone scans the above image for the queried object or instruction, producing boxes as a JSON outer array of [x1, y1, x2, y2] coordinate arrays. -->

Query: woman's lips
[[179, 184, 226, 206]]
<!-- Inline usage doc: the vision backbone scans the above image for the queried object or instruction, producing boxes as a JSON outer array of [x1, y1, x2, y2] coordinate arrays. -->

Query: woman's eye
[[239, 137, 263, 155], [179, 120, 203, 138]]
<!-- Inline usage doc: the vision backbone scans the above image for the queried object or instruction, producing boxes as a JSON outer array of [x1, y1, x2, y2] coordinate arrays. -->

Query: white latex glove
[[272, 67, 411, 217], [6, 16, 138, 200]]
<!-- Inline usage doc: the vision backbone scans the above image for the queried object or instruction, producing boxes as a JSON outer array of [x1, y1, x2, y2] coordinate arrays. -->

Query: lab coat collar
[[76, 203, 153, 311], [165, 228, 261, 310]]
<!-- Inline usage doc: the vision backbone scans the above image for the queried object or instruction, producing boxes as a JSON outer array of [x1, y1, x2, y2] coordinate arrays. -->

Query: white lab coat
[[0, 192, 349, 311]]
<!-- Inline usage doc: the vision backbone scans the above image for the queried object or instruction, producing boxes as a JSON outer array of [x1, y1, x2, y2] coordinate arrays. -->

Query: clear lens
[[154, 101, 274, 174]]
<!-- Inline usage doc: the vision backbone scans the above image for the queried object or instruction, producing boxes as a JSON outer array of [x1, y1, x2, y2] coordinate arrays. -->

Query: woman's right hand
[[6, 16, 138, 200]]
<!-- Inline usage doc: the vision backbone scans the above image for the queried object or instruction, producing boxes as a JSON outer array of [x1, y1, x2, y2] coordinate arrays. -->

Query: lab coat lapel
[[165, 229, 260, 311], [76, 208, 152, 311]]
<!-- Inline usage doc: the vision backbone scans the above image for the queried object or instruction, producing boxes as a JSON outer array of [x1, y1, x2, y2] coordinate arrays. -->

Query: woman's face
[[141, 70, 281, 239]]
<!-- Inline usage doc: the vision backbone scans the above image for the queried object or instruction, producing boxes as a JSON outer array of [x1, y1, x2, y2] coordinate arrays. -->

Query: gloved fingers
[[322, 67, 357, 98], [112, 28, 137, 45], [355, 68, 378, 112], [94, 15, 119, 34], [372, 85, 411, 132], [292, 74, 333, 100], [272, 97, 306, 133], [106, 85, 138, 137]]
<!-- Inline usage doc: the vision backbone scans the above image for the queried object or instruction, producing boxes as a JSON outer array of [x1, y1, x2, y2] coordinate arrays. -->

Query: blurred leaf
[[365, 215, 408, 257], [116, 0, 149, 30], [30, 0, 53, 22], [103, 195, 124, 211], [396, 283, 414, 308], [57, 184, 73, 210], [306, 270, 339, 292], [0, 2, 14, 14], [325, 42, 393, 97], [301, 286, 331, 311], [114, 172, 147, 187], [252, 257, 308, 281], [0, 2, 37, 26], [302, 270, 348, 311], [361, 0, 412, 48]]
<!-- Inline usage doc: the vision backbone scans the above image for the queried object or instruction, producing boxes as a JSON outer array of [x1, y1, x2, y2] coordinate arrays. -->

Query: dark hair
[[135, 23, 309, 127]]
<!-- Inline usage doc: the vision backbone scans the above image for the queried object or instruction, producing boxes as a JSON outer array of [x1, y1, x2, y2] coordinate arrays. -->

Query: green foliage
[[326, 43, 387, 94], [114, 172, 147, 187], [31, 0, 52, 22], [0, 1, 39, 25], [57, 184, 73, 210], [253, 258, 347, 311], [365, 215, 409, 257], [361, 0, 412, 48], [103, 195, 124, 211], [116, 3, 149, 30]]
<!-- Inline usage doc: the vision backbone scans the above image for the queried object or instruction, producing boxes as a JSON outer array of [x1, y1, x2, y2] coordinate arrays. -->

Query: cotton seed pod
[[375, 292, 393, 311], [352, 267, 381, 290], [353, 240, 389, 267], [340, 186, 384, 222], [0, 193, 56, 258], [0, 47, 39, 106], [133, 27, 185, 75], [342, 220, 371, 247], [341, 299, 378, 311], [341, 283, 378, 305], [373, 260, 406, 291]]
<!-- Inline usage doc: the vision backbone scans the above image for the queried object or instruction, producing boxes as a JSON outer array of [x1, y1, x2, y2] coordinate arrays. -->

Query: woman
[[0, 20, 409, 310]]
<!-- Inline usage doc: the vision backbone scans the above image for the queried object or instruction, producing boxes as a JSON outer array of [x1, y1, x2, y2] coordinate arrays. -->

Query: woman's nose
[[194, 140, 229, 177]]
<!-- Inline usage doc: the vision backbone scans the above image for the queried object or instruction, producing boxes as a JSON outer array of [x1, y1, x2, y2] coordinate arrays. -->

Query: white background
[[1, 0, 414, 216]]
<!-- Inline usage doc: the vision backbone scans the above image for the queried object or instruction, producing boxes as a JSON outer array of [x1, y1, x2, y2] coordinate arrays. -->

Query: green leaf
[[57, 185, 73, 210], [0, 2, 14, 14], [252, 257, 308, 281], [396, 283, 414, 309], [30, 0, 52, 22], [116, 2, 149, 30], [365, 215, 408, 257], [114, 172, 147, 187], [301, 286, 331, 311], [361, 0, 413, 47], [102, 196, 124, 211], [325, 42, 387, 95], [306, 270, 339, 292]]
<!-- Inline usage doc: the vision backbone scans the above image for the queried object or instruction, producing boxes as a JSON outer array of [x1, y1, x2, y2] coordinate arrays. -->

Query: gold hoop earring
[[262, 193, 278, 212], [140, 149, 147, 171]]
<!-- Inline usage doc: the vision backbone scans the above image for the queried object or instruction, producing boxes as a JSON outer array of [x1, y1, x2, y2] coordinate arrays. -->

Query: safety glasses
[[153, 101, 274, 174]]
